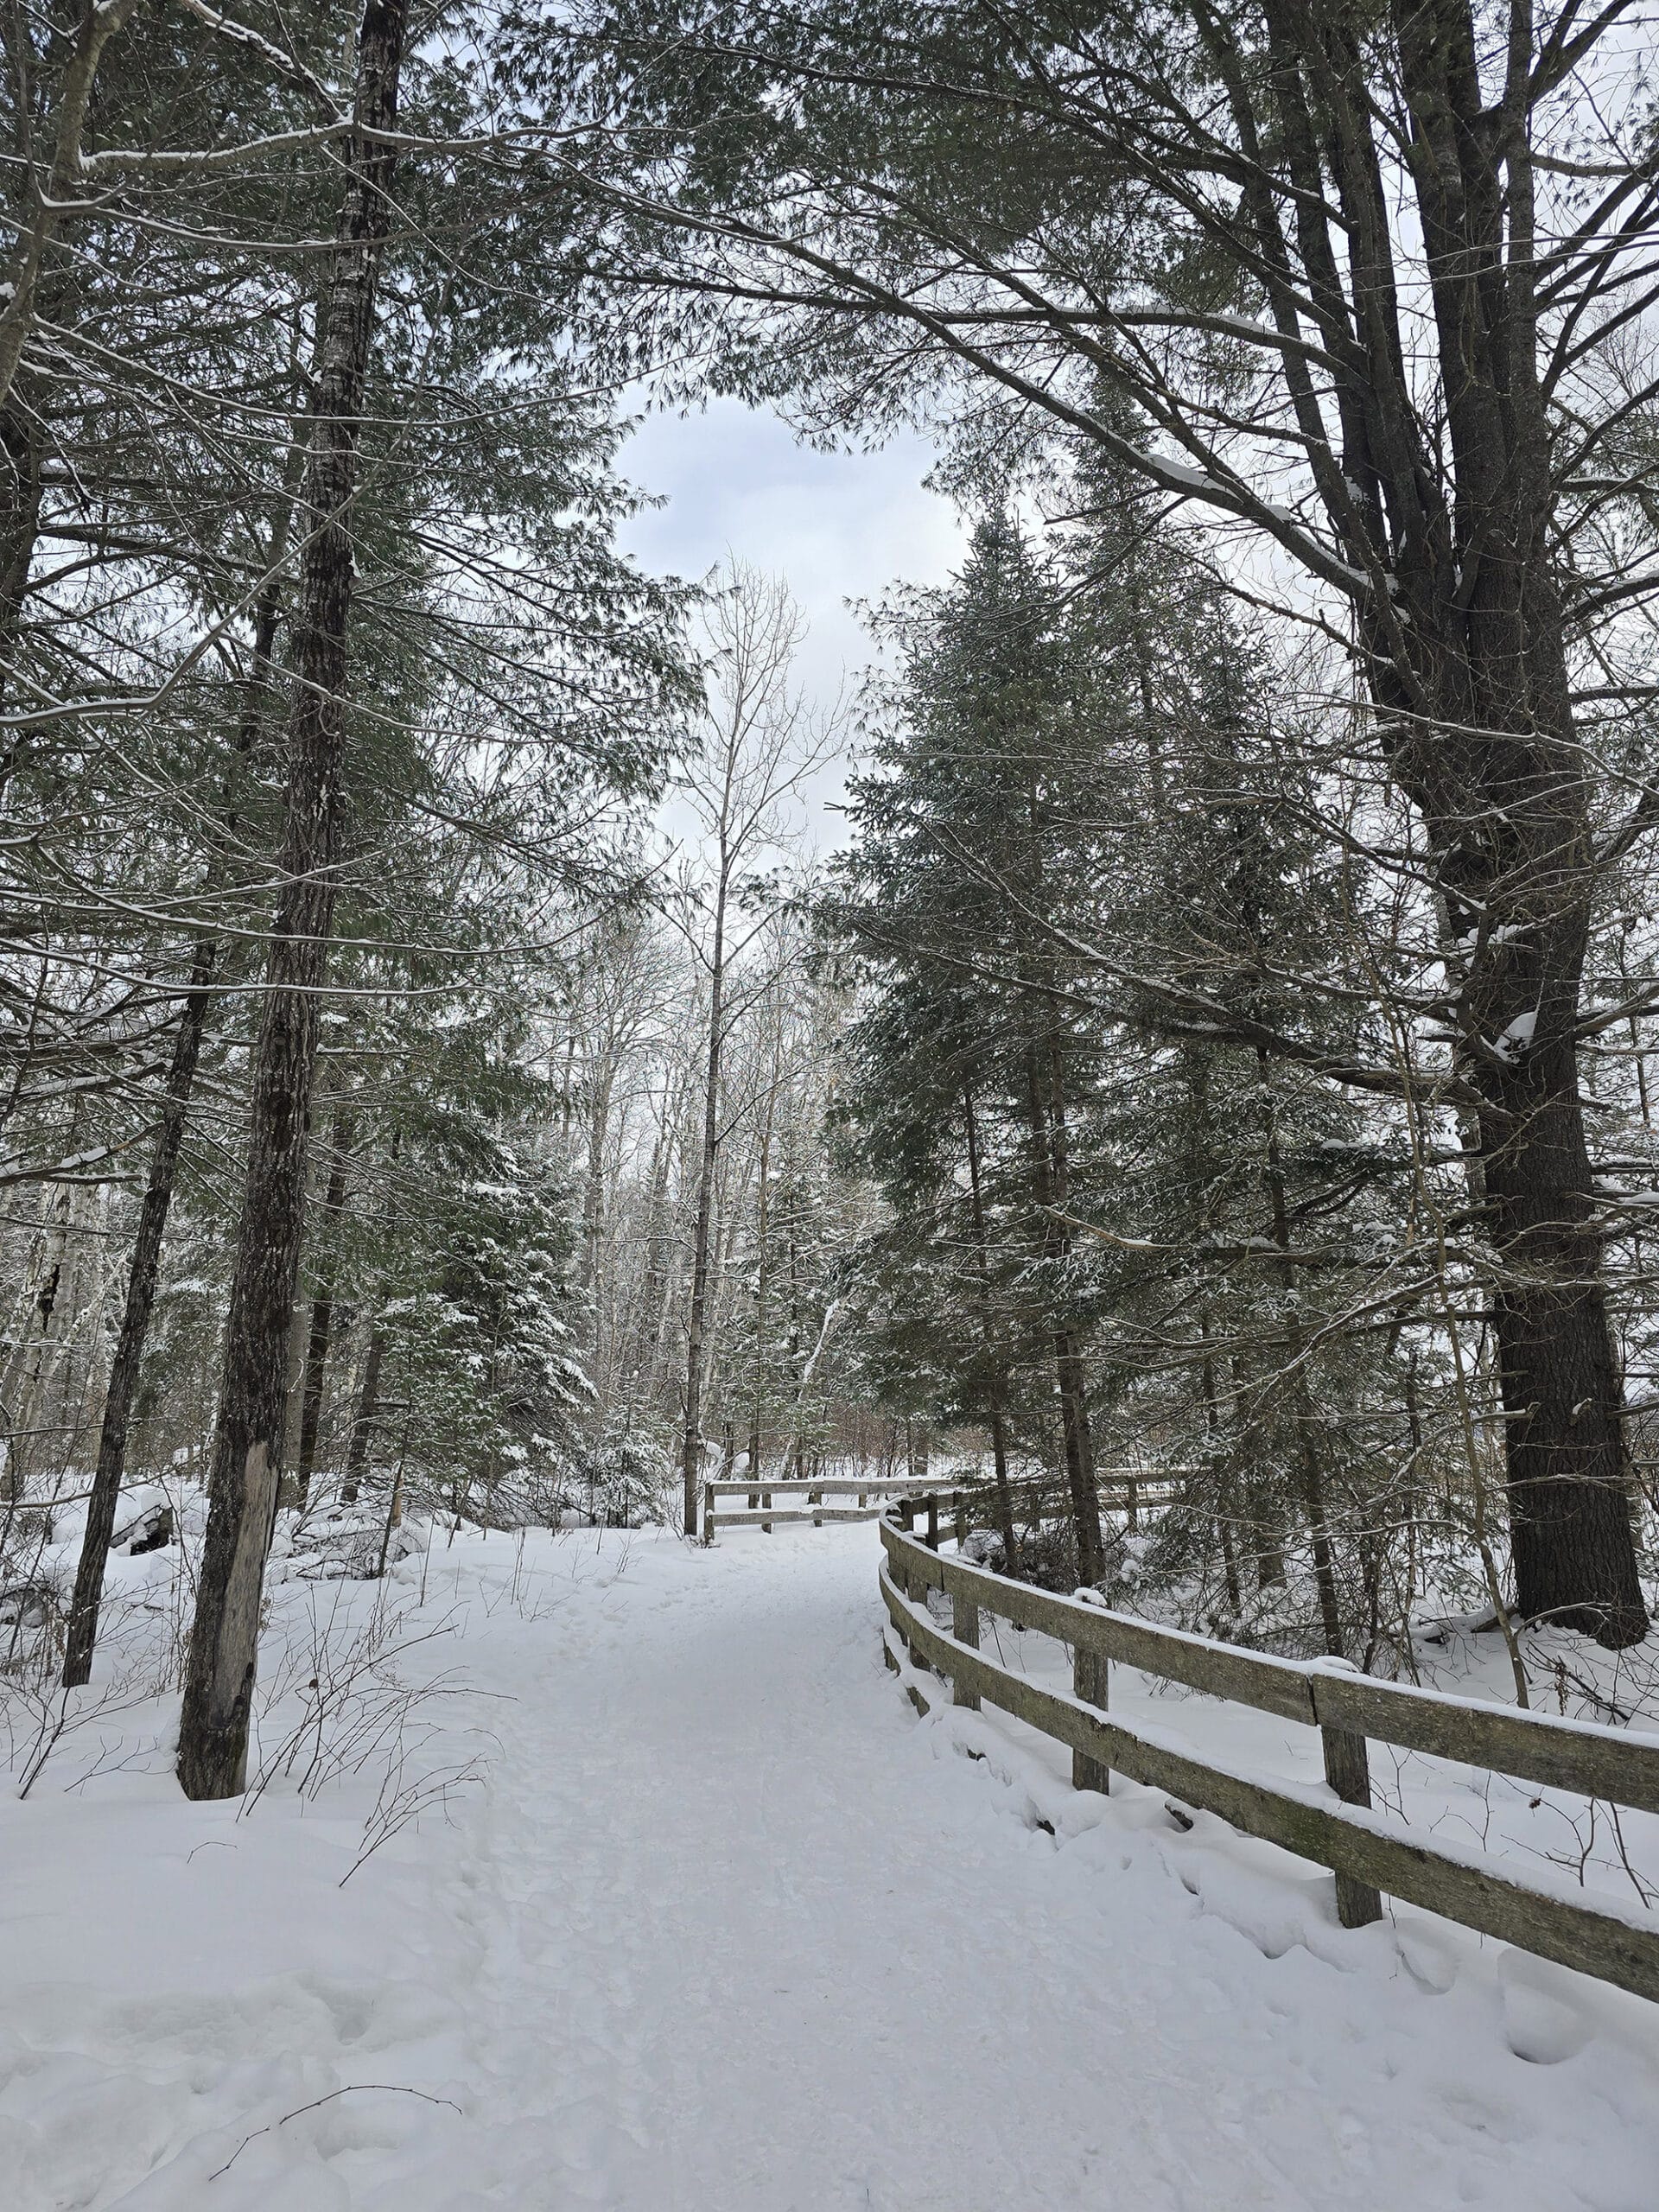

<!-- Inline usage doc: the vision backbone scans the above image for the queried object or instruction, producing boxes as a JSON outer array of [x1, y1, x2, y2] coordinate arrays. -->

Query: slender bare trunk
[[963, 1087, 1018, 1572], [341, 1324, 385, 1506], [1021, 1038, 1103, 1584], [62, 521, 296, 1686], [293, 1111, 354, 1510], [61, 949, 213, 1680], [1, 1178, 71, 1498], [679, 888, 727, 1534], [1262, 1094, 1344, 1656], [1200, 1312, 1242, 1614], [747, 1086, 775, 1495]]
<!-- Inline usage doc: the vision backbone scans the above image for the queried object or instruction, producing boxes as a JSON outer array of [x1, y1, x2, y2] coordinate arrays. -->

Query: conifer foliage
[[7, 0, 1659, 1826]]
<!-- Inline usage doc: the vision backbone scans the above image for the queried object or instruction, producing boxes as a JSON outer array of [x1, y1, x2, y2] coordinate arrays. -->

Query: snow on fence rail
[[702, 1470, 1179, 1541], [880, 1509, 1659, 2007], [701, 1471, 962, 1538]]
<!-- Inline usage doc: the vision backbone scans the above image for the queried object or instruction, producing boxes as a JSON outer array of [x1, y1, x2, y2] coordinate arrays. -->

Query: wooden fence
[[702, 1471, 963, 1540], [703, 1470, 1180, 1544], [880, 1509, 1659, 2006]]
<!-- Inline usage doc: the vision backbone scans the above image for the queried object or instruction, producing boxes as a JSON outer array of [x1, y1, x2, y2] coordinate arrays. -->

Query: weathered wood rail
[[702, 1471, 963, 1540], [703, 1469, 1179, 1543], [880, 1511, 1659, 2006]]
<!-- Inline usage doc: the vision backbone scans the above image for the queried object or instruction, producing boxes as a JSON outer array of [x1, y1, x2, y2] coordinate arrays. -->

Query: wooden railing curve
[[880, 1512, 1659, 2007]]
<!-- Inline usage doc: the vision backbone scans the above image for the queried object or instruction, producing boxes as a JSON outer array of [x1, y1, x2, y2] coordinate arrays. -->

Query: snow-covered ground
[[4, 1519, 1659, 2209]]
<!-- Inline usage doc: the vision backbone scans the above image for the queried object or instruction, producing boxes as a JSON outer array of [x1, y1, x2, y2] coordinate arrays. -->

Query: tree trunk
[[582, 1060, 614, 1292], [748, 1077, 777, 1497], [61, 946, 213, 1682], [0, 398, 45, 797], [783, 1218, 804, 1478], [176, 0, 409, 1801], [1021, 1038, 1104, 1584], [1262, 1083, 1344, 1656], [680, 905, 726, 1535], [635, 1094, 679, 1401], [1266, 0, 1647, 1646], [1199, 1313, 1242, 1615], [963, 1086, 1018, 1573], [1396, 5, 1643, 1647], [61, 512, 296, 1688], [341, 1321, 386, 1506], [293, 1112, 354, 1510], [1, 1178, 71, 1499], [0, 0, 138, 418]]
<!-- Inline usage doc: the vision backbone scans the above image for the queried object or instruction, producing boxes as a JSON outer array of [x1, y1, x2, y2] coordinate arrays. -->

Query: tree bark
[[1199, 1312, 1242, 1615], [341, 1321, 386, 1506], [1, 1177, 71, 1498], [0, 0, 138, 418], [61, 946, 213, 1682], [680, 911, 726, 1535], [0, 398, 44, 795], [1263, 1106, 1344, 1658], [747, 1071, 777, 1496], [177, 0, 409, 1801], [963, 1085, 1018, 1573], [582, 1059, 614, 1293], [1021, 1037, 1105, 1584], [293, 1111, 354, 1510], [1259, 0, 1648, 1645]]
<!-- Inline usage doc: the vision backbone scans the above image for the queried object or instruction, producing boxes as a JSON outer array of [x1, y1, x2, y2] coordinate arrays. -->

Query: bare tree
[[674, 566, 836, 1533]]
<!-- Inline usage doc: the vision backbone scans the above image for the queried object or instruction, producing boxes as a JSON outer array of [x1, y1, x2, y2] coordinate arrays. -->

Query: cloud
[[619, 397, 965, 734]]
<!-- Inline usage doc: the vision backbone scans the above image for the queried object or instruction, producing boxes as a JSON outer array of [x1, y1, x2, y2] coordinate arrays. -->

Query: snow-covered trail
[[435, 1528, 1653, 2212], [448, 1524, 1295, 2211], [7, 1523, 1658, 2209]]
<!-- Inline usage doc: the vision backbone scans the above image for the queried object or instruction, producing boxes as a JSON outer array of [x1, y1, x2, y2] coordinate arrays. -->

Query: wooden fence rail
[[880, 1512, 1659, 2006], [702, 1471, 963, 1540], [702, 1469, 1181, 1544]]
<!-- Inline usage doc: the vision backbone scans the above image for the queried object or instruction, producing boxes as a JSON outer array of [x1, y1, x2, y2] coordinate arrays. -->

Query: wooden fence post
[[907, 1569, 931, 1675], [900, 1498, 916, 1534], [1072, 1643, 1110, 1794], [952, 1588, 980, 1709], [1321, 1722, 1382, 1927], [811, 1484, 823, 1528], [702, 1482, 715, 1547], [894, 1530, 931, 1677], [761, 1488, 772, 1535], [883, 1534, 901, 1671], [925, 1495, 939, 1550]]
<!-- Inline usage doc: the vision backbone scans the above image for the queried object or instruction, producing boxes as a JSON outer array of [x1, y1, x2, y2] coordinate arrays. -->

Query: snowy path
[[6, 1524, 1659, 2209]]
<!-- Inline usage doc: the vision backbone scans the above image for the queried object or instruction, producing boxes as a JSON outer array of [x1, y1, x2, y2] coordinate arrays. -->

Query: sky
[[617, 397, 965, 843]]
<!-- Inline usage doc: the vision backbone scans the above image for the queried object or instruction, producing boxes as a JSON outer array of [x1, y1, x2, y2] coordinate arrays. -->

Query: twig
[[208, 2084, 461, 2181]]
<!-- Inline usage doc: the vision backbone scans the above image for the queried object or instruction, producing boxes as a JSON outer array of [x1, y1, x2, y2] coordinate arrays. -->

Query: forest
[[7, 0, 1659, 1744], [10, 0, 1659, 2202], [5, 4, 1659, 2201]]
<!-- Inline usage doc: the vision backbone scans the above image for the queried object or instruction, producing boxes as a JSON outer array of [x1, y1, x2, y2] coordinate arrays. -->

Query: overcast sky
[[617, 397, 965, 842]]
